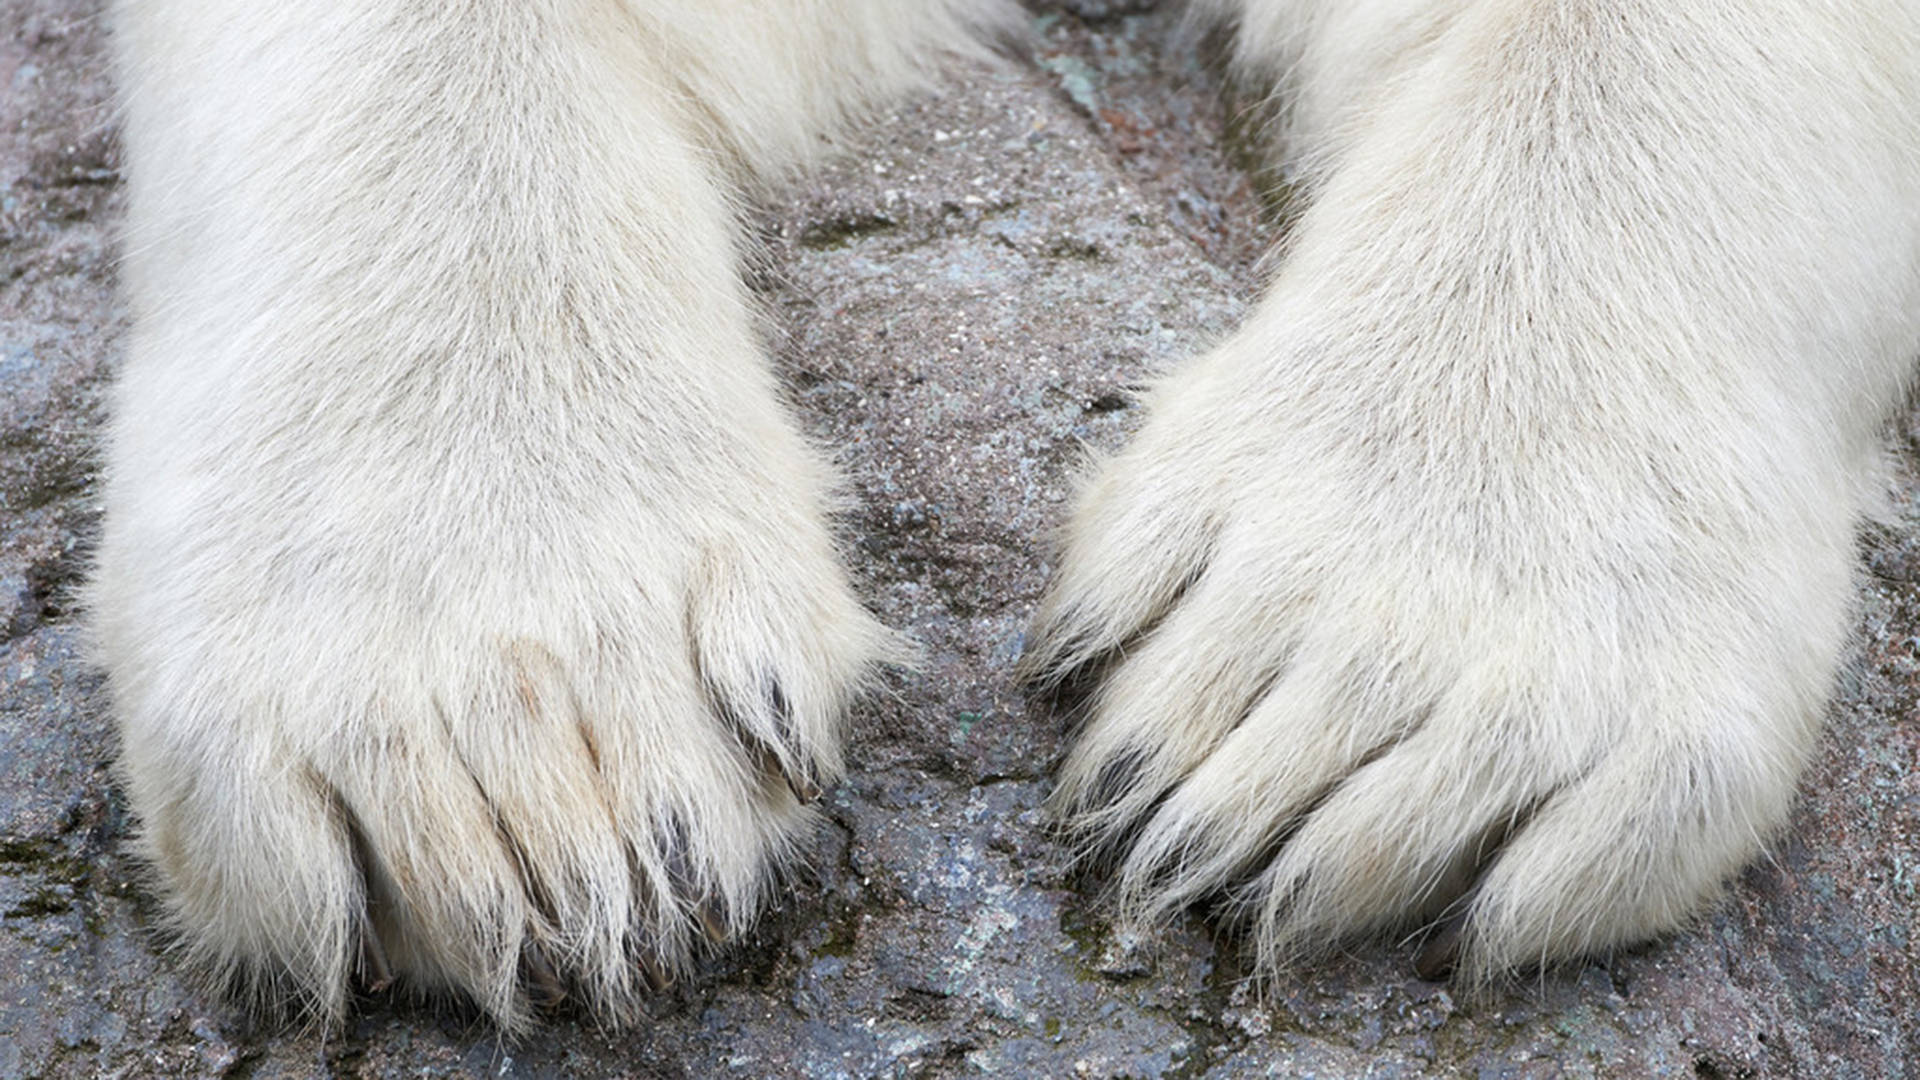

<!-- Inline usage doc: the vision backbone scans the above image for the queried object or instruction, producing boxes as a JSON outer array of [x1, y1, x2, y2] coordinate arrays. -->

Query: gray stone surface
[[2, 1, 1915, 1076]]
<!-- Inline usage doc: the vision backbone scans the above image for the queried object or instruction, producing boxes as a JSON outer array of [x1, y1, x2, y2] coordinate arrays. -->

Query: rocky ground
[[2, 1, 1916, 1076]]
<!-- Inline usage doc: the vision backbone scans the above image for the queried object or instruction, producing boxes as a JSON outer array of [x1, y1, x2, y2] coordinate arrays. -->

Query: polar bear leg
[[1035, 0, 1920, 978], [98, 0, 1005, 1027]]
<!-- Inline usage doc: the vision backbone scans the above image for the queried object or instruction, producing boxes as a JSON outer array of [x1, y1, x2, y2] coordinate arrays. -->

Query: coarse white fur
[[95, 0, 1920, 1030], [1032, 0, 1920, 982], [98, 0, 1009, 1028]]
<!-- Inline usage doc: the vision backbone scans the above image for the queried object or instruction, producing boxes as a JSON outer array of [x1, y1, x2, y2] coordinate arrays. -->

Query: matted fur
[[95, 0, 1920, 1029]]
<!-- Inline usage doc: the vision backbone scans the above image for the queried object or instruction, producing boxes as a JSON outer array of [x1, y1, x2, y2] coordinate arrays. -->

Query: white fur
[[98, 0, 1007, 1028], [1034, 0, 1920, 981], [97, 0, 1920, 1031]]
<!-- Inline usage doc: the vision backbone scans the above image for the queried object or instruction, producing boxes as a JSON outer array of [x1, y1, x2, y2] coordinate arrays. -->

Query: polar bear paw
[[98, 422, 895, 1028], [1025, 347, 1852, 983]]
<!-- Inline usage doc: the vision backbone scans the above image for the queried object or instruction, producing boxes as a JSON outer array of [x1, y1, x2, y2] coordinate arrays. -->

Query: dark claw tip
[[788, 770, 823, 804], [639, 954, 673, 994], [355, 907, 394, 994], [697, 899, 729, 944], [1414, 913, 1466, 982], [520, 942, 569, 1009]]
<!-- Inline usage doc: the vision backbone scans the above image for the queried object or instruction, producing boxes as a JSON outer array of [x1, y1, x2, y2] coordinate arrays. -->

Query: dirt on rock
[[2, 1, 1915, 1076]]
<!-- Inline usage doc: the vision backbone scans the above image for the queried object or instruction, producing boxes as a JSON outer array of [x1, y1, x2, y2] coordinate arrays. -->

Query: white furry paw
[[1025, 333, 1859, 983], [95, 375, 894, 1028]]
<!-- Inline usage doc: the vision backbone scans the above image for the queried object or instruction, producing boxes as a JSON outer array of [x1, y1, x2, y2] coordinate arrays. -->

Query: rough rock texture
[[2, 1, 1916, 1076]]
